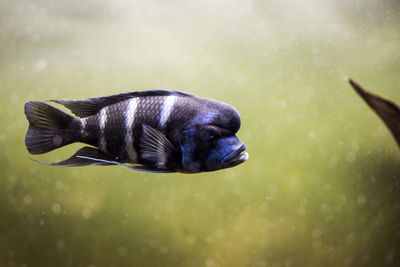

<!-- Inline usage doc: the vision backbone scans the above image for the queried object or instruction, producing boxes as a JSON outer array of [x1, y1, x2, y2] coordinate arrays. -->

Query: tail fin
[[24, 102, 79, 154]]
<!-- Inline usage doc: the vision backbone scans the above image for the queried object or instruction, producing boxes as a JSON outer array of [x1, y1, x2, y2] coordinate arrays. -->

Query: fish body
[[24, 90, 248, 173]]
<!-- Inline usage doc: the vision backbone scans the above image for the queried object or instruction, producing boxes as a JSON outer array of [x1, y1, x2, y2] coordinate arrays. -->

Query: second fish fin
[[349, 79, 400, 147]]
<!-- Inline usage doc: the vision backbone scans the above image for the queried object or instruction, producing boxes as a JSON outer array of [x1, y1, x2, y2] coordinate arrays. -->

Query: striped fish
[[24, 90, 248, 173]]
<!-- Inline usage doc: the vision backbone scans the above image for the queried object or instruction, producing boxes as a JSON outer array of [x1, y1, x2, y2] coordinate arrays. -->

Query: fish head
[[179, 102, 248, 172]]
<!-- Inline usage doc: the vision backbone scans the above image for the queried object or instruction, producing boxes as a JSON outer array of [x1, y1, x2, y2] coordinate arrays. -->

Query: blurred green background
[[1, 0, 400, 266]]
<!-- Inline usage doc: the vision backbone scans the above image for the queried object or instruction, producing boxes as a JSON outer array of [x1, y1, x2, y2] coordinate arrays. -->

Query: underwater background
[[1, 0, 400, 266]]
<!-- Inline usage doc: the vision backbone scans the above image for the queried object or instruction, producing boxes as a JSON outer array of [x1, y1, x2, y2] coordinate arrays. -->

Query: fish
[[349, 79, 400, 148], [24, 90, 248, 173]]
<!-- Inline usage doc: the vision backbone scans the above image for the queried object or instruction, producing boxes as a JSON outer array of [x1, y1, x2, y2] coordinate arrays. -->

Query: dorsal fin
[[52, 90, 192, 118]]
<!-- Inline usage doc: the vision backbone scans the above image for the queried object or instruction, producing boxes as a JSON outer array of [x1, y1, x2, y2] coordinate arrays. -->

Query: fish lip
[[221, 144, 248, 166]]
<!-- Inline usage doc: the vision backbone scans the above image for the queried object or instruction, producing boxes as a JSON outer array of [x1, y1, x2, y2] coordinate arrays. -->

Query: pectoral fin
[[140, 125, 175, 168], [349, 79, 400, 147]]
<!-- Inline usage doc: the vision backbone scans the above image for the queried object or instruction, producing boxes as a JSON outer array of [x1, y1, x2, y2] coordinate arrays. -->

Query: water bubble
[[329, 155, 338, 166], [159, 245, 168, 254], [268, 184, 277, 193], [204, 236, 213, 244], [149, 239, 160, 248], [297, 206, 306, 215], [357, 194, 367, 205], [308, 131, 317, 139], [25, 25, 34, 34], [81, 208, 92, 219], [344, 257, 353, 266], [385, 252, 394, 263], [118, 246, 127, 257], [320, 202, 329, 211], [51, 203, 61, 214], [56, 239, 65, 251], [284, 257, 294, 267], [23, 195, 32, 205], [312, 238, 321, 249], [312, 228, 322, 239], [186, 235, 196, 245], [300, 198, 308, 206], [259, 203, 270, 213], [345, 232, 354, 244], [35, 60, 47, 71], [0, 133, 6, 143], [215, 229, 225, 238], [10, 94, 18, 104], [352, 142, 359, 152], [32, 33, 41, 42], [346, 151, 356, 163], [362, 253, 370, 263], [55, 180, 64, 190], [28, 4, 38, 13], [205, 260, 215, 267]]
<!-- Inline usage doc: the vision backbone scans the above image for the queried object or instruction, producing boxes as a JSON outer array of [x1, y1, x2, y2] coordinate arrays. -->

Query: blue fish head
[[179, 125, 248, 172], [204, 135, 248, 171]]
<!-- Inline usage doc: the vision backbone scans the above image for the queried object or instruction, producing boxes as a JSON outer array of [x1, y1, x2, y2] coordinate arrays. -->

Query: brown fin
[[52, 90, 192, 118], [349, 79, 400, 147]]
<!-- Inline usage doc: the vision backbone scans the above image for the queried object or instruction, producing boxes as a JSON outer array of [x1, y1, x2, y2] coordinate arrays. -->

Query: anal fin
[[32, 146, 117, 167], [31, 146, 176, 173], [76, 156, 175, 173]]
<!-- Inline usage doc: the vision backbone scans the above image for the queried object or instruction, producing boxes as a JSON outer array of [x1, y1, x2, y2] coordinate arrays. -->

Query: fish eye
[[203, 126, 220, 140]]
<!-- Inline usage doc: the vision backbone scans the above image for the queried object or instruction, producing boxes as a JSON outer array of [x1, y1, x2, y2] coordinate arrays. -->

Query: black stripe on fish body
[[80, 114, 101, 148], [131, 96, 166, 162], [103, 100, 130, 160]]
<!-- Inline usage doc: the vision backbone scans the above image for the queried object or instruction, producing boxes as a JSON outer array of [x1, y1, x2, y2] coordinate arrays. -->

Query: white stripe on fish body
[[99, 107, 108, 152], [159, 95, 176, 129], [80, 117, 87, 137], [125, 98, 138, 162]]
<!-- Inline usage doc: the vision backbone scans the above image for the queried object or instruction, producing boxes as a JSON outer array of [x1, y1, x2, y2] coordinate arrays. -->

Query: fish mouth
[[221, 144, 249, 167]]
